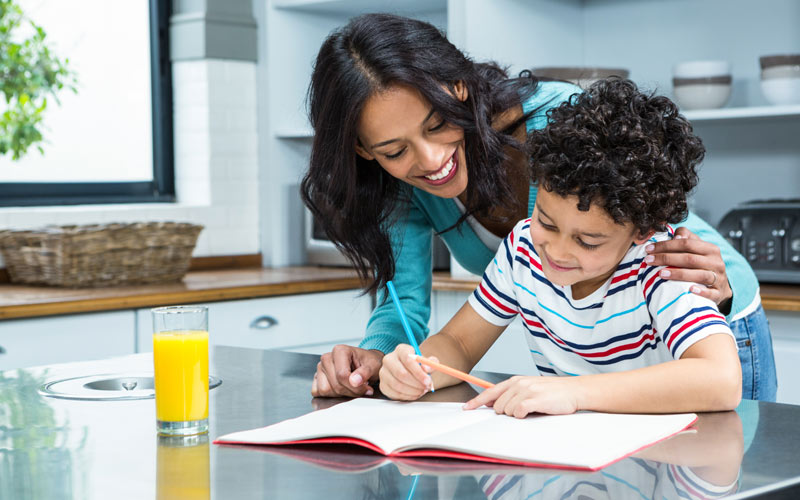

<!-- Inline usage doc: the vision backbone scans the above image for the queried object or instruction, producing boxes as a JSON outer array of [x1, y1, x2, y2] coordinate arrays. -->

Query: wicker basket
[[0, 222, 203, 287]]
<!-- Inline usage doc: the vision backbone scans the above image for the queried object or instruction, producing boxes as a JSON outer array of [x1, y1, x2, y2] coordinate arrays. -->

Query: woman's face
[[355, 83, 468, 199]]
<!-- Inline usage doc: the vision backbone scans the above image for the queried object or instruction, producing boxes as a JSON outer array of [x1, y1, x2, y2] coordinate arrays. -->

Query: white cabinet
[[257, 0, 800, 268], [431, 290, 538, 376], [764, 311, 800, 405], [0, 311, 136, 371], [135, 290, 372, 355]]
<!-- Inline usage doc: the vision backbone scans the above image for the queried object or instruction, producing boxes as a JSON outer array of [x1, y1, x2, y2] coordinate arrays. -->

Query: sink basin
[[39, 373, 222, 401]]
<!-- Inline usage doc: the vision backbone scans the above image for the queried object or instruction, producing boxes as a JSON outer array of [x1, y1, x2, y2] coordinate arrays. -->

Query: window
[[0, 0, 174, 206]]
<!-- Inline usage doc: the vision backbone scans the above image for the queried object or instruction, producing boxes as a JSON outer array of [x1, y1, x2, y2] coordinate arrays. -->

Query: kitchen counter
[[2, 346, 799, 499], [3, 267, 800, 321]]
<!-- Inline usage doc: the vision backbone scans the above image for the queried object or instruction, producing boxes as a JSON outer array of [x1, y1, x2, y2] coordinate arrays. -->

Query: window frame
[[0, 0, 175, 207]]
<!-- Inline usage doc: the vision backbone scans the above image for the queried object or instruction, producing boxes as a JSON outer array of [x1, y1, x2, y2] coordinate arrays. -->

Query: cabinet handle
[[0, 346, 5, 355], [249, 316, 278, 330]]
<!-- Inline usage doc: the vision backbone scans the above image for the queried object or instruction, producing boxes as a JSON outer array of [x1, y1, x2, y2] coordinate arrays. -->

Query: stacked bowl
[[672, 60, 732, 110], [760, 54, 800, 105], [531, 67, 630, 90]]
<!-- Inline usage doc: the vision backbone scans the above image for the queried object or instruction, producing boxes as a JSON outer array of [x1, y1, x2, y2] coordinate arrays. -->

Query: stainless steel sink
[[38, 373, 222, 401]]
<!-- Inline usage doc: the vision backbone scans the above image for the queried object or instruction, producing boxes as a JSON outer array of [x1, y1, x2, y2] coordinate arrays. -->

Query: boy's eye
[[577, 239, 600, 250], [538, 219, 556, 231], [384, 148, 406, 159]]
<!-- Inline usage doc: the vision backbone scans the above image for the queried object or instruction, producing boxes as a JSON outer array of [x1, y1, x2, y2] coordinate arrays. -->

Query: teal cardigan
[[360, 81, 758, 354]]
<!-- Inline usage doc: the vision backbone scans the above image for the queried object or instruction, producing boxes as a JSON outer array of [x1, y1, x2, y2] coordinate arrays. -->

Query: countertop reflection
[[1, 346, 799, 499]]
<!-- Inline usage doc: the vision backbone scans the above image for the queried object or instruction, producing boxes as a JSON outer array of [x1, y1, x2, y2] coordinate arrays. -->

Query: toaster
[[718, 199, 800, 284]]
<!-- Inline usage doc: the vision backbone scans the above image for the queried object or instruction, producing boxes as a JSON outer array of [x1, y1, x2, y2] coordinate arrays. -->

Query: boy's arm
[[378, 302, 506, 398], [568, 332, 741, 413], [420, 302, 507, 389], [464, 332, 740, 415]]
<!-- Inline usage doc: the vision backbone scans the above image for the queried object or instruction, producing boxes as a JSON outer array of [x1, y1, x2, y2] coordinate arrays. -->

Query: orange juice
[[153, 330, 209, 423]]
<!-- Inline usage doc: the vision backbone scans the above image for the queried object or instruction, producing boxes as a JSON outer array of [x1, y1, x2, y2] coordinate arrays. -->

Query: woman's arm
[[312, 201, 436, 397]]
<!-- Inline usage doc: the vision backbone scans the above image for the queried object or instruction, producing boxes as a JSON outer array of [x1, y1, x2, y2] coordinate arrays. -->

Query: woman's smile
[[418, 150, 458, 185]]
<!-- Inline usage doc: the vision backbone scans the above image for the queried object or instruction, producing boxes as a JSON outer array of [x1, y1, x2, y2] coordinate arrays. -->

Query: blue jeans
[[730, 304, 778, 401]]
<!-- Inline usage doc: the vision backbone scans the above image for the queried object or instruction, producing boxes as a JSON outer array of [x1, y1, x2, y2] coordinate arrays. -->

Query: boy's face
[[530, 188, 652, 298]]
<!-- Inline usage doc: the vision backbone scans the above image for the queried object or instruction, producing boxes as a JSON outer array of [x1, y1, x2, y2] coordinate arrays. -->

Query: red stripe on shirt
[[666, 313, 726, 349], [478, 283, 517, 315]]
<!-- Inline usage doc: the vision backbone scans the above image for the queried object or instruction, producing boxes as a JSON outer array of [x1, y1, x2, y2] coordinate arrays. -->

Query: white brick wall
[[0, 59, 260, 264]]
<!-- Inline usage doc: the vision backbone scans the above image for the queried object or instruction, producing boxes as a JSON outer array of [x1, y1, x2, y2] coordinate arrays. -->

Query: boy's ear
[[453, 80, 469, 102], [634, 229, 656, 245], [354, 140, 375, 161]]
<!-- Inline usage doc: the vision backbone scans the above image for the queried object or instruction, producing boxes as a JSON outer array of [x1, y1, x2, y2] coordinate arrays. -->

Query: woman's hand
[[644, 227, 733, 308], [311, 345, 384, 398], [463, 376, 579, 418], [378, 345, 435, 401]]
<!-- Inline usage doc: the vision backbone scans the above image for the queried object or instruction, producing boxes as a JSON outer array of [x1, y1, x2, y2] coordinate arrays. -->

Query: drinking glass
[[152, 305, 209, 436]]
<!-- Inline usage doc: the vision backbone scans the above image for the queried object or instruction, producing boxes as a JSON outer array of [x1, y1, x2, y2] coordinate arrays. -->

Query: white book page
[[404, 411, 697, 469], [217, 399, 494, 454]]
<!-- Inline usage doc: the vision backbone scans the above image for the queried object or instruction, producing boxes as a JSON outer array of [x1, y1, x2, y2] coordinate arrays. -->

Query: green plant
[[0, 0, 76, 160]]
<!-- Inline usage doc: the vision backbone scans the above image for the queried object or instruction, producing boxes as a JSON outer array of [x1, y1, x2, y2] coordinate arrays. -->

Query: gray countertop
[[2, 346, 800, 499]]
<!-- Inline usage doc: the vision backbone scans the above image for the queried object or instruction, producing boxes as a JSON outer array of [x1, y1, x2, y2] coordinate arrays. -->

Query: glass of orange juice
[[152, 305, 209, 436]]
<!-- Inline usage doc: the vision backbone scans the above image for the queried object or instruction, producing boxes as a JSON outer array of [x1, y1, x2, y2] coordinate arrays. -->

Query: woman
[[301, 13, 777, 401]]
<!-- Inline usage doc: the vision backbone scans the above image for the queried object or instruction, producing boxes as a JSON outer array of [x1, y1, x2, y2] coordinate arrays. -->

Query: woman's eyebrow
[[370, 109, 436, 149]]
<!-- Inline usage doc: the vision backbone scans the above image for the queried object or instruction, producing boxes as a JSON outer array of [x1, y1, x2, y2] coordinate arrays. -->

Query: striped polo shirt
[[468, 219, 733, 376]]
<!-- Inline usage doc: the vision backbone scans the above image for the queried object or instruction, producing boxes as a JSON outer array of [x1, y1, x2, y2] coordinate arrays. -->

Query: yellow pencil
[[414, 356, 495, 389]]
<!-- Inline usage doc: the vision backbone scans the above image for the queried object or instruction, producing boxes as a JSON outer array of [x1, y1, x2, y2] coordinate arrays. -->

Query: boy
[[379, 79, 742, 417]]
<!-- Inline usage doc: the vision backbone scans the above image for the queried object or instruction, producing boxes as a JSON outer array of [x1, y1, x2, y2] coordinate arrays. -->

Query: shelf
[[273, 0, 446, 15], [275, 129, 313, 139], [682, 104, 800, 123]]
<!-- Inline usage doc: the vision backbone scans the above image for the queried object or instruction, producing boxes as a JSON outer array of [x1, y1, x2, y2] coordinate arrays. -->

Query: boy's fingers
[[404, 353, 433, 388], [463, 384, 503, 410]]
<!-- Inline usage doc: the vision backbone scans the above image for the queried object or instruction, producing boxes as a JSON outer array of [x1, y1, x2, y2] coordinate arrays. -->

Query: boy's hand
[[462, 376, 579, 418], [378, 345, 435, 401], [644, 227, 732, 307]]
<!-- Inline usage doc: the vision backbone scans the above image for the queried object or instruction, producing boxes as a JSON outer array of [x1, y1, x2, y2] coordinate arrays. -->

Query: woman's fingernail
[[691, 286, 701, 294], [660, 269, 671, 278], [350, 373, 363, 386], [644, 255, 654, 263], [675, 234, 686, 239], [645, 244, 654, 252], [365, 388, 374, 396]]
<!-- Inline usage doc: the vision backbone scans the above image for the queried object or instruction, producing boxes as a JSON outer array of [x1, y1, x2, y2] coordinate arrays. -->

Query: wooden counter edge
[[0, 277, 364, 320]]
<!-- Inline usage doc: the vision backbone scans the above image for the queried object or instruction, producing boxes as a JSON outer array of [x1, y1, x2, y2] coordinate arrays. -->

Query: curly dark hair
[[528, 78, 705, 235], [301, 13, 546, 294]]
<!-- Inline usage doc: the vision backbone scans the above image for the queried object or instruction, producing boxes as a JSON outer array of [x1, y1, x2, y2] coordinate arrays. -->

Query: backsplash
[[0, 59, 260, 267]]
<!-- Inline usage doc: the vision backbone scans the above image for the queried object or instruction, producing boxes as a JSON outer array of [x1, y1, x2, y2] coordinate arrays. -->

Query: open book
[[214, 398, 696, 471]]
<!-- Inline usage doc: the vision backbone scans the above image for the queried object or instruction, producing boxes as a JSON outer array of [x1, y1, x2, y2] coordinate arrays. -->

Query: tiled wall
[[0, 59, 260, 264]]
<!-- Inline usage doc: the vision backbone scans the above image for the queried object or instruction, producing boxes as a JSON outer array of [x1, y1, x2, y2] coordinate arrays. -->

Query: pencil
[[386, 280, 434, 391], [414, 356, 495, 389], [385, 281, 421, 355]]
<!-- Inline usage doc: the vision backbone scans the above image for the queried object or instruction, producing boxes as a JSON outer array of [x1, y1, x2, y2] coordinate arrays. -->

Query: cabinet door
[[432, 290, 538, 376], [136, 290, 371, 354], [0, 311, 136, 371], [765, 311, 800, 405]]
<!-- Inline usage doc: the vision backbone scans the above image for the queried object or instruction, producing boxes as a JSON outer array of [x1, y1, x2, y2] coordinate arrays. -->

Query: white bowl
[[761, 77, 800, 105], [531, 67, 629, 89], [762, 65, 800, 80], [673, 83, 732, 110], [673, 60, 731, 79]]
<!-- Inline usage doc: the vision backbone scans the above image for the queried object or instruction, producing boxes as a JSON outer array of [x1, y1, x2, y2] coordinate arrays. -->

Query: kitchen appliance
[[305, 209, 450, 269], [718, 199, 800, 283]]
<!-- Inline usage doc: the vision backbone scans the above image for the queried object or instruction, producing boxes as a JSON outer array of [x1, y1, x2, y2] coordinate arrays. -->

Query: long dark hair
[[301, 13, 541, 294]]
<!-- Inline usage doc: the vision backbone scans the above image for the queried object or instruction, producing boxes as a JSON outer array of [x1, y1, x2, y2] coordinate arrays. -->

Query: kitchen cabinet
[[764, 310, 800, 405], [257, 0, 800, 268], [135, 290, 372, 354], [0, 311, 135, 371]]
